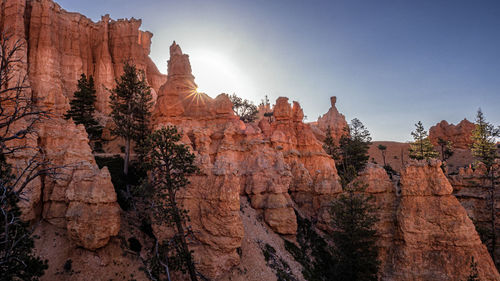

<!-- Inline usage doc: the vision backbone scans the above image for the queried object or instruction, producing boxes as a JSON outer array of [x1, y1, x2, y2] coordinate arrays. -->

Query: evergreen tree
[[146, 126, 199, 281], [228, 93, 259, 123], [471, 109, 499, 173], [64, 74, 103, 151], [329, 183, 380, 281], [110, 62, 153, 176], [470, 109, 499, 265], [0, 156, 48, 280], [409, 121, 438, 160], [322, 126, 337, 157], [331, 119, 372, 184], [377, 144, 387, 166], [437, 138, 454, 162]]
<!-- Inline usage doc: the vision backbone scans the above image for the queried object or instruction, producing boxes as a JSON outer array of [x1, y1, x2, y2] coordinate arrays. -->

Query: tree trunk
[[169, 188, 198, 281]]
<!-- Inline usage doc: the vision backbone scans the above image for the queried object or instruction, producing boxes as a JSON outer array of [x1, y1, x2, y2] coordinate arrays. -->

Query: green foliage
[[329, 183, 380, 281], [228, 93, 259, 123], [437, 138, 454, 161], [409, 121, 438, 160], [470, 109, 500, 267], [283, 213, 335, 281], [325, 118, 372, 185], [95, 156, 145, 210], [0, 156, 48, 280], [465, 256, 480, 281], [146, 126, 199, 281], [110, 62, 153, 174], [64, 73, 103, 151], [260, 242, 297, 281], [322, 126, 336, 157], [471, 109, 499, 173]]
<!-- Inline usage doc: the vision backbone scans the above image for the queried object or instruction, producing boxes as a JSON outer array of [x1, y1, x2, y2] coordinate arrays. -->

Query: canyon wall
[[152, 42, 342, 278], [1, 0, 499, 280], [0, 0, 172, 249], [449, 164, 500, 270]]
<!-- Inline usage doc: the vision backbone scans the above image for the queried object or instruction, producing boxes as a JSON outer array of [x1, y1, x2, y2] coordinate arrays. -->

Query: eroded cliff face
[[384, 160, 499, 281], [449, 163, 500, 270], [152, 43, 341, 278], [0, 0, 163, 249], [429, 119, 475, 149], [2, 0, 499, 280]]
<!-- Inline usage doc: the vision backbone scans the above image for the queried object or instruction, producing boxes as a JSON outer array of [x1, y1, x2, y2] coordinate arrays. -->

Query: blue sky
[[56, 0, 500, 141]]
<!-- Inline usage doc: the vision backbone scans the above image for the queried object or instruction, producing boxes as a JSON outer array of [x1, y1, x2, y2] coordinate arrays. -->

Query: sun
[[189, 49, 257, 102]]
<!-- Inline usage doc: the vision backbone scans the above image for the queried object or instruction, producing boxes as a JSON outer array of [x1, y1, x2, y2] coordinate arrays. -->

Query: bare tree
[[0, 30, 59, 280]]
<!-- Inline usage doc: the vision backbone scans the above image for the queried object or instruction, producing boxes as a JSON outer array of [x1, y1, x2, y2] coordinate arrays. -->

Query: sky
[[56, 0, 500, 141]]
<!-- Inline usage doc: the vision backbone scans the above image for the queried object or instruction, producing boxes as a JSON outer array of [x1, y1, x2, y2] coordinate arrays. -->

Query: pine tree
[[64, 73, 103, 151], [437, 138, 454, 162], [329, 183, 380, 281], [146, 126, 199, 281], [110, 62, 153, 176], [471, 109, 499, 173], [409, 121, 438, 160], [333, 119, 372, 184], [470, 109, 499, 265], [323, 126, 337, 157]]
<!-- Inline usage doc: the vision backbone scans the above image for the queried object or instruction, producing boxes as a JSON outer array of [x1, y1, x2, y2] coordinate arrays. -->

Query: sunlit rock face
[[429, 119, 475, 149], [3, 0, 500, 279], [0, 0, 165, 249], [310, 96, 348, 144], [152, 43, 342, 279], [153, 41, 237, 123], [383, 160, 500, 281]]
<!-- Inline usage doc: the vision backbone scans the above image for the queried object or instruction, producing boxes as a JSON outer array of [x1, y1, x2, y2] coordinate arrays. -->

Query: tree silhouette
[[228, 93, 258, 123], [0, 30, 54, 281], [470, 109, 499, 265], [146, 126, 199, 281], [109, 62, 152, 181], [65, 73, 103, 152], [329, 183, 379, 281]]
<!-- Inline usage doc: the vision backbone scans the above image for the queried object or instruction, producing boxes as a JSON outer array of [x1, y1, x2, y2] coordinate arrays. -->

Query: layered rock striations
[[449, 163, 500, 270], [0, 0, 148, 249], [23, 0, 166, 115], [2, 0, 500, 280], [384, 160, 499, 281], [152, 42, 342, 279]]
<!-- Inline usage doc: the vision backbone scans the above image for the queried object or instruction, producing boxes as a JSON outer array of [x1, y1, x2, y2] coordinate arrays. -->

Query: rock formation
[[449, 163, 500, 270], [310, 96, 348, 143], [152, 42, 342, 279], [0, 0, 131, 249], [2, 0, 500, 280], [429, 119, 475, 149], [384, 160, 499, 280]]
